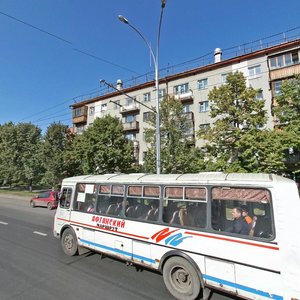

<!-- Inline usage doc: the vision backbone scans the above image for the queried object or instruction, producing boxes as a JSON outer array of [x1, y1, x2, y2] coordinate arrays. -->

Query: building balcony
[[120, 103, 140, 114], [174, 91, 194, 102], [72, 106, 88, 124], [270, 63, 300, 81], [123, 121, 139, 132], [183, 111, 194, 121]]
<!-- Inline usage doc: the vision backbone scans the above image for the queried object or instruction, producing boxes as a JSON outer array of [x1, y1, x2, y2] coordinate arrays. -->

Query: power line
[[19, 99, 73, 121], [0, 10, 72, 45], [31, 112, 70, 123], [73, 48, 140, 75], [0, 10, 139, 75]]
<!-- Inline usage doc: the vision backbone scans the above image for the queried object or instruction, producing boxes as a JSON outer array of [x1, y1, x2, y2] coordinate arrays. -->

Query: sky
[[1, 0, 300, 132]]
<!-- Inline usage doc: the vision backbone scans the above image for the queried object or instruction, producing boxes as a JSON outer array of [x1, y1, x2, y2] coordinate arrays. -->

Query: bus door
[[56, 187, 73, 227]]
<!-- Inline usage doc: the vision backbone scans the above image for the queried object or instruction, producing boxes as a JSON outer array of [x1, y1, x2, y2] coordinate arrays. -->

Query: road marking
[[0, 221, 8, 225], [33, 231, 47, 237]]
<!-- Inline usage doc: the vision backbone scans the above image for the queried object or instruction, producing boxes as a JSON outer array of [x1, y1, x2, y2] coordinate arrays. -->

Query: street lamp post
[[118, 1, 166, 174]]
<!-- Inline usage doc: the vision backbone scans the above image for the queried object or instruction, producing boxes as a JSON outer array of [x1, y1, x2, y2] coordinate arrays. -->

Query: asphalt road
[[0, 195, 234, 300]]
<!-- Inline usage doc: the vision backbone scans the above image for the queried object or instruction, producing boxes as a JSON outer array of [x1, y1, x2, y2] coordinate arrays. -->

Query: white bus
[[53, 173, 300, 300]]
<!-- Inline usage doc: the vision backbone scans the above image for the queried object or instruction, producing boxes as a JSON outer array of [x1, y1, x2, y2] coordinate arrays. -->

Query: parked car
[[30, 191, 59, 210]]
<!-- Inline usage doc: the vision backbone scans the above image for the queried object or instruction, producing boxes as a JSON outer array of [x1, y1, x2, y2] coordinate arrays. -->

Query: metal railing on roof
[[73, 29, 300, 103]]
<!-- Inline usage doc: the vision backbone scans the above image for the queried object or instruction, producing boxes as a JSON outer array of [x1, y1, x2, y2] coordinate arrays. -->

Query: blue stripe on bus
[[80, 238, 283, 299], [80, 238, 156, 264], [203, 274, 283, 300]]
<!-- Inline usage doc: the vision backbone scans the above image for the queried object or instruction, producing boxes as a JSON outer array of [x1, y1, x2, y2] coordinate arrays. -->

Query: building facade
[[71, 39, 300, 164]]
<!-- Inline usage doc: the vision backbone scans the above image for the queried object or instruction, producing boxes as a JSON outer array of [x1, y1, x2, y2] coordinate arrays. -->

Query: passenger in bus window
[[146, 200, 159, 221], [86, 196, 95, 213], [241, 205, 252, 225], [163, 201, 177, 223], [231, 207, 250, 235], [175, 203, 194, 227]]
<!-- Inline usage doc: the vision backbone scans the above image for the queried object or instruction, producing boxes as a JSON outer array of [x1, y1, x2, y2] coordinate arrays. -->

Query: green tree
[[63, 133, 84, 177], [143, 96, 204, 173], [273, 75, 300, 173], [16, 123, 44, 191], [198, 71, 284, 172], [78, 115, 136, 174], [0, 122, 19, 187], [41, 122, 70, 188], [0, 122, 43, 190]]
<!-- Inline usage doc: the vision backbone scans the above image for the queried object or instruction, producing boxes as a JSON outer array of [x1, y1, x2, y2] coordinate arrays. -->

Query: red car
[[30, 191, 59, 210]]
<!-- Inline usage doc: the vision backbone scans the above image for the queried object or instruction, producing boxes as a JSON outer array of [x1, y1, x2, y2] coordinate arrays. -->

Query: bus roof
[[61, 172, 293, 185]]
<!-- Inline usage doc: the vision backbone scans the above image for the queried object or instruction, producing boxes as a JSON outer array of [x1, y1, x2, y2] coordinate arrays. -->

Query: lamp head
[[99, 79, 106, 84], [118, 15, 129, 24], [161, 0, 166, 8]]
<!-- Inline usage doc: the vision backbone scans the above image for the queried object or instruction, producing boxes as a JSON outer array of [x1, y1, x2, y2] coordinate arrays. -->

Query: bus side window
[[106, 196, 123, 216], [96, 194, 110, 214], [163, 200, 207, 228], [211, 187, 274, 239], [145, 199, 159, 221], [126, 198, 151, 219], [252, 203, 273, 238]]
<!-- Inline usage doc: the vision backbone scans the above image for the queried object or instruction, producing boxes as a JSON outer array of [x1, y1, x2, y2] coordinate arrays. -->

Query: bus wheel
[[61, 228, 78, 256], [163, 256, 201, 300]]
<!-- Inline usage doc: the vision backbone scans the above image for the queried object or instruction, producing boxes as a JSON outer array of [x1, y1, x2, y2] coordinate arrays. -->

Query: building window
[[183, 104, 191, 113], [125, 115, 136, 123], [255, 91, 264, 101], [198, 78, 208, 90], [143, 111, 153, 122], [158, 89, 166, 100], [221, 73, 229, 83], [101, 103, 107, 112], [174, 83, 189, 95], [143, 92, 151, 102], [273, 80, 282, 96], [114, 100, 120, 110], [125, 133, 136, 141], [199, 101, 209, 112], [269, 50, 299, 69], [126, 98, 135, 106], [89, 107, 95, 116], [199, 123, 210, 130], [74, 107, 84, 117], [248, 65, 261, 77]]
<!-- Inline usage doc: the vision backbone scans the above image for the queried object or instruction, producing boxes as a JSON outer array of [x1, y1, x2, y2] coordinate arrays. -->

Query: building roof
[[71, 39, 300, 109]]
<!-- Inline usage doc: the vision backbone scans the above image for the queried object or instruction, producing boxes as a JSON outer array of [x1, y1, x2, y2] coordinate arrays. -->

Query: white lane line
[[33, 231, 47, 237], [0, 221, 8, 225]]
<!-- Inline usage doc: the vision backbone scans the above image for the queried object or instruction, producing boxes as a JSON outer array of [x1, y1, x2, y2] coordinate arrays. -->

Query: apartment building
[[71, 39, 300, 164]]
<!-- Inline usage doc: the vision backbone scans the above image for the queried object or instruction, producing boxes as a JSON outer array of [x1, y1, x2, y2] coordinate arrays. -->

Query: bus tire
[[163, 256, 201, 300], [61, 228, 78, 256]]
